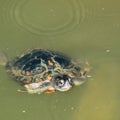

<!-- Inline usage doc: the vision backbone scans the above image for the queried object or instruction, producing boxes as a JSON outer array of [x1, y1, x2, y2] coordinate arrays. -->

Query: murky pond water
[[0, 0, 120, 120]]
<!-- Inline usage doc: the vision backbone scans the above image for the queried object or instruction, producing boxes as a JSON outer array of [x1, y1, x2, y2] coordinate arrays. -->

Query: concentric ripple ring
[[2, 0, 86, 35]]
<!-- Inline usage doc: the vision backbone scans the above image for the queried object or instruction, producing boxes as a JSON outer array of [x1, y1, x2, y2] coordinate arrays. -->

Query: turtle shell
[[6, 49, 73, 85]]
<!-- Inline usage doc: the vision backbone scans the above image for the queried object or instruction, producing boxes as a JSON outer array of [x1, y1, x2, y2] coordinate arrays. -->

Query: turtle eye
[[57, 79, 65, 87], [54, 75, 65, 87], [52, 74, 73, 92]]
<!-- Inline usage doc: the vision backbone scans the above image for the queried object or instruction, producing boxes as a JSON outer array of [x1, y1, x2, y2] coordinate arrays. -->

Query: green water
[[0, 0, 120, 120]]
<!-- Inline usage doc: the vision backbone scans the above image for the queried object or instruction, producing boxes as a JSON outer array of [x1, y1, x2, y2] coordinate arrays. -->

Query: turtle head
[[67, 60, 90, 86], [70, 66, 87, 86], [52, 60, 90, 90]]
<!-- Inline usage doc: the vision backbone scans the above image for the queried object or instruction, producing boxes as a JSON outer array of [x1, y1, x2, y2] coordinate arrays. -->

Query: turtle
[[0, 48, 90, 94]]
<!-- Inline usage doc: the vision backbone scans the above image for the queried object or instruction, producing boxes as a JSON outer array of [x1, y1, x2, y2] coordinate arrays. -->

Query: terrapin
[[0, 49, 89, 94]]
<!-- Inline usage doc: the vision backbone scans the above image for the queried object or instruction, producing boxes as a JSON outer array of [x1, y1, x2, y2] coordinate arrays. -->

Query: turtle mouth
[[52, 74, 73, 92]]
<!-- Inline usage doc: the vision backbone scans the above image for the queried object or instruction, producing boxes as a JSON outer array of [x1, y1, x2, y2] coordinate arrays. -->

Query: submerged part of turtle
[[1, 49, 89, 94], [0, 50, 8, 66]]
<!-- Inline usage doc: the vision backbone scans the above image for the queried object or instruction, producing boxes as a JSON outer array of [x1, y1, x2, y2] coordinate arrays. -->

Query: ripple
[[2, 0, 85, 35]]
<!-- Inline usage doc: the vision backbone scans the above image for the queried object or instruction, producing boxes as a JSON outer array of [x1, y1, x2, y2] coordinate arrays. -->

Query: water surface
[[0, 0, 120, 120]]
